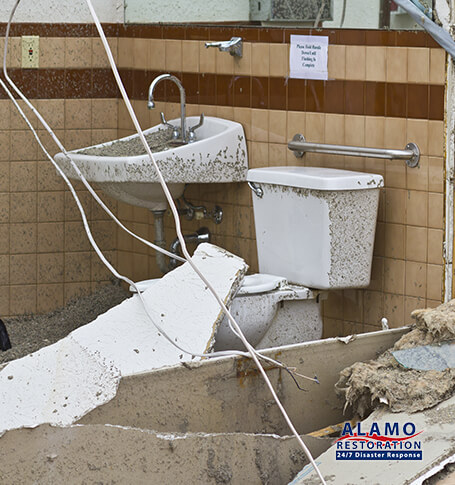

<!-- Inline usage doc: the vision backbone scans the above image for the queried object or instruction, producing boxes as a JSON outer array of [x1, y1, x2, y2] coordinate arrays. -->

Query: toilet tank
[[247, 167, 384, 290]]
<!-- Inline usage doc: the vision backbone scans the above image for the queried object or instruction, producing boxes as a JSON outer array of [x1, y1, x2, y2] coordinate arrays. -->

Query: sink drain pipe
[[169, 227, 211, 270], [152, 210, 169, 274]]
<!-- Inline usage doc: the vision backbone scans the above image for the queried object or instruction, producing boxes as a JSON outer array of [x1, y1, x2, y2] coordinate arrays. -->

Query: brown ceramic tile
[[64, 69, 92, 98], [338, 29, 366, 46], [181, 72, 199, 104], [429, 85, 444, 120], [306, 80, 325, 112], [259, 28, 284, 43], [407, 84, 429, 119], [208, 26, 235, 42], [365, 30, 396, 47], [131, 70, 152, 99], [426, 36, 441, 49], [287, 78, 306, 112], [269, 77, 287, 111], [386, 83, 407, 118], [162, 25, 186, 40], [199, 72, 216, 105], [232, 76, 251, 108], [38, 69, 65, 99], [118, 68, 134, 98], [325, 80, 345, 114], [365, 82, 386, 117], [235, 27, 260, 42], [216, 74, 234, 106], [396, 31, 427, 48], [284, 28, 310, 44], [9, 69, 38, 99], [344, 80, 366, 115], [185, 26, 210, 41], [92, 69, 119, 98], [251, 76, 269, 109]]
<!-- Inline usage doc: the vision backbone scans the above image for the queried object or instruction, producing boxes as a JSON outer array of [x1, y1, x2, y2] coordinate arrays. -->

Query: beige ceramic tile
[[430, 48, 446, 85], [92, 99, 118, 130], [118, 38, 134, 69], [428, 157, 444, 193], [64, 129, 92, 151], [37, 191, 63, 222], [65, 37, 92, 68], [269, 110, 287, 144], [39, 37, 65, 69], [149, 39, 165, 70], [406, 190, 428, 227], [328, 44, 346, 79], [384, 258, 405, 294], [287, 111, 305, 141], [250, 141, 269, 168], [64, 282, 91, 304], [92, 37, 118, 68], [199, 41, 216, 73], [37, 284, 64, 314], [345, 45, 365, 80], [234, 42, 251, 76], [405, 225, 427, 262], [36, 99, 65, 130], [325, 114, 345, 145], [270, 43, 288, 77], [10, 192, 36, 223], [385, 159, 406, 189], [406, 155, 428, 192], [386, 47, 408, 83], [365, 116, 385, 148], [428, 192, 444, 229], [384, 223, 405, 259], [10, 223, 37, 254], [0, 286, 9, 316], [383, 293, 405, 327], [366, 46, 386, 82], [405, 260, 426, 298], [385, 188, 406, 224], [428, 120, 444, 157], [38, 253, 64, 283], [427, 264, 443, 300], [363, 290, 384, 326], [384, 117, 406, 150], [133, 38, 149, 69], [251, 109, 269, 142], [251, 43, 270, 77], [427, 228, 443, 265], [10, 253, 36, 284], [269, 143, 287, 165], [8, 37, 21, 69], [10, 161, 36, 193], [407, 47, 430, 83], [0, 101, 11, 130], [0, 255, 8, 284], [182, 41, 199, 72], [407, 119, 429, 156], [233, 107, 251, 140], [343, 289, 363, 323], [65, 99, 92, 130], [10, 130, 38, 161], [215, 48, 234, 74], [65, 251, 91, 282], [344, 115, 364, 146], [10, 285, 37, 315], [37, 222, 63, 253], [404, 296, 426, 324]]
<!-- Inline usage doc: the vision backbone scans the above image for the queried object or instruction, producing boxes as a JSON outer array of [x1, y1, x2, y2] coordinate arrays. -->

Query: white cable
[[84, 2, 326, 482], [3, 2, 325, 482]]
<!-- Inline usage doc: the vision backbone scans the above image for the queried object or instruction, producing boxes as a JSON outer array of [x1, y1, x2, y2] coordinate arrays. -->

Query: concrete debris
[[0, 243, 247, 435], [336, 299, 455, 417]]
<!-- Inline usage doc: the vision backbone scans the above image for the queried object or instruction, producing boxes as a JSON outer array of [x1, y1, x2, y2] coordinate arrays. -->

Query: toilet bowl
[[131, 166, 383, 351]]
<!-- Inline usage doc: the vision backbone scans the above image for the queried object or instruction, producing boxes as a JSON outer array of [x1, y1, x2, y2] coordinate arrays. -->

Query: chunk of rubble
[[336, 299, 455, 417], [0, 243, 247, 434]]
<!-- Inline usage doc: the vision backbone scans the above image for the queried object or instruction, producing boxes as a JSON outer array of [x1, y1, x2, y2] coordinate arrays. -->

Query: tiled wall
[[115, 26, 446, 335], [0, 24, 447, 338], [0, 26, 120, 317]]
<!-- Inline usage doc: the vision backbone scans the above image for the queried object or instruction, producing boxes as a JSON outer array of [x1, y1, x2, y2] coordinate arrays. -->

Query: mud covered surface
[[0, 282, 129, 365], [78, 127, 177, 157], [336, 300, 455, 417]]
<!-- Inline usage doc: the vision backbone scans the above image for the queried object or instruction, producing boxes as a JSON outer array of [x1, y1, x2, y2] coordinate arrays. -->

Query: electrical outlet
[[21, 36, 39, 69]]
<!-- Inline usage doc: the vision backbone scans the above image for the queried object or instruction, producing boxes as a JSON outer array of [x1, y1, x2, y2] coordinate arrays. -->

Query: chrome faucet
[[205, 37, 243, 58], [148, 74, 187, 143]]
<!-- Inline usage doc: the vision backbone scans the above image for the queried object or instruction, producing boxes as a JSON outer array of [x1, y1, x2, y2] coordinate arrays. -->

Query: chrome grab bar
[[288, 134, 420, 168]]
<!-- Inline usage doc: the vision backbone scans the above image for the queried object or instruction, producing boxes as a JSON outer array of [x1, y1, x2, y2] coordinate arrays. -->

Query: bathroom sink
[[54, 116, 248, 211]]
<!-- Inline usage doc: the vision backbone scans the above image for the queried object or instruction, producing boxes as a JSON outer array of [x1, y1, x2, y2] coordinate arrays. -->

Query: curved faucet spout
[[148, 74, 187, 143]]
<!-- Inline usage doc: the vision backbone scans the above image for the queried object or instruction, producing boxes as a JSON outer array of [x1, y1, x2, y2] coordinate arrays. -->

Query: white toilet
[[214, 166, 384, 351]]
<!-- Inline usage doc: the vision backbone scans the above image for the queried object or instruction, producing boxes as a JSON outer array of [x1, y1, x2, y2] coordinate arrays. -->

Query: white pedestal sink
[[54, 116, 248, 211]]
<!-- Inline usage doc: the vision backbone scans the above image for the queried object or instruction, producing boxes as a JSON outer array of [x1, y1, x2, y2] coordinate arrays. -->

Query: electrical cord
[[3, 2, 326, 483]]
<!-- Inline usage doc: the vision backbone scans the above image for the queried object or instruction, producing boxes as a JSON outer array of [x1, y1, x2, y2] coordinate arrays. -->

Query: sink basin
[[54, 116, 248, 211]]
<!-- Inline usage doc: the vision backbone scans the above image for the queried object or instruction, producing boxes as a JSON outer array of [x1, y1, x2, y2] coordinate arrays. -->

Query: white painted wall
[[124, 0, 249, 24], [0, 0, 124, 23]]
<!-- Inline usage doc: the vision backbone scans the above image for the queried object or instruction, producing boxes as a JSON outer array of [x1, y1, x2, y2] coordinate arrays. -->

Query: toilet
[[131, 166, 383, 351], [214, 166, 384, 351]]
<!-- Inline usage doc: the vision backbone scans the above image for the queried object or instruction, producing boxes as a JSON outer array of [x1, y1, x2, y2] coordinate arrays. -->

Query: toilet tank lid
[[247, 167, 384, 191]]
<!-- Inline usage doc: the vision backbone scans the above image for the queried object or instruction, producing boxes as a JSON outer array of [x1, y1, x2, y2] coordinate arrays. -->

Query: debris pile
[[336, 299, 455, 417]]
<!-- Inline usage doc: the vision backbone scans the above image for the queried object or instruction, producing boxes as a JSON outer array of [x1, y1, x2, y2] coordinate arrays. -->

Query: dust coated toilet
[[214, 166, 384, 351]]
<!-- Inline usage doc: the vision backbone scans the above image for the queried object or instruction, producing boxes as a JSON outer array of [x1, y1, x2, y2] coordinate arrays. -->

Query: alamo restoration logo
[[335, 421, 423, 461]]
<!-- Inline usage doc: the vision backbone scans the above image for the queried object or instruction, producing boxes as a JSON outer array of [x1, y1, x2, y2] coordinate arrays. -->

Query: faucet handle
[[188, 113, 204, 143], [160, 112, 180, 140]]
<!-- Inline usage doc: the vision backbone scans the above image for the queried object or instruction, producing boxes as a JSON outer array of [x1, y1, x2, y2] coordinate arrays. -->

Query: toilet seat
[[237, 274, 286, 295]]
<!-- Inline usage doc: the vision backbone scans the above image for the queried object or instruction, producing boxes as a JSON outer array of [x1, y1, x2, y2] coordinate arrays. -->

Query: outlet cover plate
[[21, 35, 39, 69]]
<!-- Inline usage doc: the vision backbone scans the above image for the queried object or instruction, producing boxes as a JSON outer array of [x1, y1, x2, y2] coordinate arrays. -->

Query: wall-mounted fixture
[[288, 134, 420, 168], [205, 37, 243, 58]]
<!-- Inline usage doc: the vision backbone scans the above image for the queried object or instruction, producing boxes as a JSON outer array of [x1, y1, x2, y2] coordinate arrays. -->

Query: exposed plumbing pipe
[[169, 228, 211, 270], [152, 210, 169, 274]]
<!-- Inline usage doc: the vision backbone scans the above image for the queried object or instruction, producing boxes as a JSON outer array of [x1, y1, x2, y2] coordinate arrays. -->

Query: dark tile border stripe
[[0, 23, 441, 48], [0, 68, 443, 120]]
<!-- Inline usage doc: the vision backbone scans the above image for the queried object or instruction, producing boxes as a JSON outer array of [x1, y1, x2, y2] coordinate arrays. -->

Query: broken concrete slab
[[0, 243, 247, 435], [292, 394, 455, 485], [0, 424, 328, 485]]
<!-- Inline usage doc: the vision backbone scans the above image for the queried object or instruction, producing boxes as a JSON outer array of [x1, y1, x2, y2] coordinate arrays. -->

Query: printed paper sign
[[289, 35, 328, 80]]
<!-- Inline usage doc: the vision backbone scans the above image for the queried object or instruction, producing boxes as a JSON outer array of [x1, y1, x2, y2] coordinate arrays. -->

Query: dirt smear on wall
[[336, 300, 455, 417]]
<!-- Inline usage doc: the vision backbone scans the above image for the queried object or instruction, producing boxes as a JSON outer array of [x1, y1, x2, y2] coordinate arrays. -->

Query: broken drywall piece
[[0, 243, 247, 435], [70, 243, 247, 376], [0, 336, 120, 434], [291, 394, 455, 485]]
